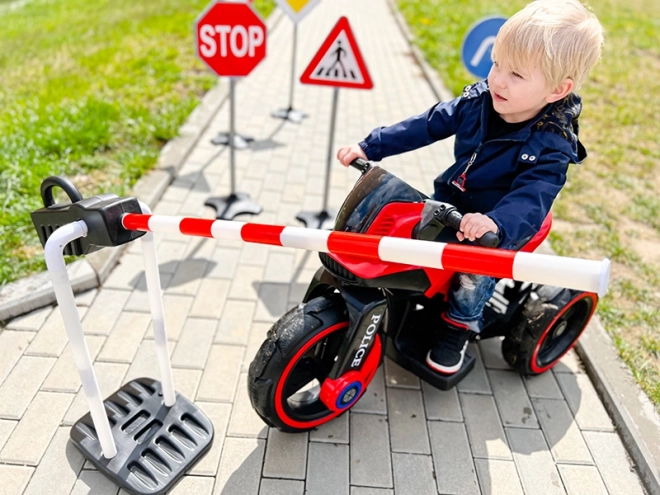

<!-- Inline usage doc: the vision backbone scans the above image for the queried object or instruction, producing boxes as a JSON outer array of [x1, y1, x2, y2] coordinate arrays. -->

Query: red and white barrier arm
[[122, 214, 610, 297]]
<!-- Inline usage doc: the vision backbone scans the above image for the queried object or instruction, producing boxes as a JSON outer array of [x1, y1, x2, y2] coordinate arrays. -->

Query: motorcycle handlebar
[[349, 158, 371, 174], [444, 209, 499, 248]]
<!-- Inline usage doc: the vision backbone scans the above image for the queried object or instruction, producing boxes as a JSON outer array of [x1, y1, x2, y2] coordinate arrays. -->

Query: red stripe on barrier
[[180, 218, 214, 238], [441, 244, 515, 279], [327, 232, 381, 259], [241, 223, 285, 246], [122, 213, 151, 232]]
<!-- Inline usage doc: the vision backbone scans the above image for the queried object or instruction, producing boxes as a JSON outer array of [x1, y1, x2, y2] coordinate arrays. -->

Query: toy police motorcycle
[[248, 159, 597, 432]]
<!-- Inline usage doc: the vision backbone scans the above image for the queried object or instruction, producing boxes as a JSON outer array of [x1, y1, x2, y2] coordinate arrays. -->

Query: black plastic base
[[205, 193, 263, 220], [272, 107, 308, 123], [210, 132, 254, 149], [296, 209, 337, 230], [385, 303, 476, 390], [70, 378, 214, 495]]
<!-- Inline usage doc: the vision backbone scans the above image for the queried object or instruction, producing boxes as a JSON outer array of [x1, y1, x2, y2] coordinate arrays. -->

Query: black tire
[[502, 287, 597, 375], [248, 294, 376, 432]]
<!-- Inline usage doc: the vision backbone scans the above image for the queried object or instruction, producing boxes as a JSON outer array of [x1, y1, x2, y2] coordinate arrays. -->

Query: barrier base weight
[[272, 107, 308, 124], [205, 192, 263, 220], [70, 378, 214, 495], [210, 131, 254, 149], [296, 209, 337, 230]]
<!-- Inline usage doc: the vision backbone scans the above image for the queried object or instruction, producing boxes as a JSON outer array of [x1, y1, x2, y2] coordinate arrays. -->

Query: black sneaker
[[426, 315, 472, 374]]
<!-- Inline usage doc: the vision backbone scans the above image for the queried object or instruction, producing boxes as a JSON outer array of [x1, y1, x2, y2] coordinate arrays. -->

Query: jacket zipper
[[451, 144, 482, 192]]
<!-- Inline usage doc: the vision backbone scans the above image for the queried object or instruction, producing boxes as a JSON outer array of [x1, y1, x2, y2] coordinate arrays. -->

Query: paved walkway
[[0, 0, 649, 494]]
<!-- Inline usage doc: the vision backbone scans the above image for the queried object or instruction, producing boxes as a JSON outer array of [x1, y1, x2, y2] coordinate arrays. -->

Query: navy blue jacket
[[359, 81, 586, 249]]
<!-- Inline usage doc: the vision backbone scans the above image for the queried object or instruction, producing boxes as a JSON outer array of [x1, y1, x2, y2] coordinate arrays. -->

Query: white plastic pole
[[138, 202, 176, 407], [44, 221, 117, 459]]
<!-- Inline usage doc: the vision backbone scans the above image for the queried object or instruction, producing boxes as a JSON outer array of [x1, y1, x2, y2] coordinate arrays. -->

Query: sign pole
[[210, 76, 255, 149], [205, 77, 263, 219], [272, 22, 308, 123]]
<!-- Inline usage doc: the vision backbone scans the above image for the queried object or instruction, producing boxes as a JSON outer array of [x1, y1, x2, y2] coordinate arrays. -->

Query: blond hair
[[491, 0, 604, 90]]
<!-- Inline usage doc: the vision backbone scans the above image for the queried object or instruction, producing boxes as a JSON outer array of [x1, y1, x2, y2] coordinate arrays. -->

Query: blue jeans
[[446, 273, 496, 333]]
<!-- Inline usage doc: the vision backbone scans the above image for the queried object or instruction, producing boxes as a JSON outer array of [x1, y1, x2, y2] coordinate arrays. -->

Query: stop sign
[[195, 1, 267, 77]]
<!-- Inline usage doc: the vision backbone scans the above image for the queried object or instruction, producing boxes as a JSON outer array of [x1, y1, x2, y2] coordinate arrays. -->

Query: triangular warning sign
[[300, 17, 373, 89]]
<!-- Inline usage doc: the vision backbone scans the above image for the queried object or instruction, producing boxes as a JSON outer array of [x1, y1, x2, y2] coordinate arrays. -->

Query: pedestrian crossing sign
[[300, 17, 373, 89], [276, 0, 320, 23]]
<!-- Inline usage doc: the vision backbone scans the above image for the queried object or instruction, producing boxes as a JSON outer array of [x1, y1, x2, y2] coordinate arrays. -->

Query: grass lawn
[[397, 0, 660, 407], [0, 0, 275, 287]]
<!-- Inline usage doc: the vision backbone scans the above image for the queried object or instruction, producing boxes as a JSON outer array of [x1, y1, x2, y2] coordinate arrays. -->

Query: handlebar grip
[[349, 158, 371, 173], [445, 210, 499, 247], [478, 231, 499, 248]]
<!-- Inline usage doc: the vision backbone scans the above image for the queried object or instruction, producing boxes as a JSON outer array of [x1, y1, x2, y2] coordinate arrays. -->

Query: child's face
[[487, 58, 558, 123]]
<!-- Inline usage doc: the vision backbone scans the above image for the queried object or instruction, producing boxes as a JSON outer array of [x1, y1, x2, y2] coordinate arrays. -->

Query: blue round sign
[[461, 16, 507, 79]]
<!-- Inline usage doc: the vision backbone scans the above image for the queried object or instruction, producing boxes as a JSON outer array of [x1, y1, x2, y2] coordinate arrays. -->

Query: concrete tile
[[145, 294, 193, 341], [353, 366, 387, 415], [189, 278, 230, 319], [0, 465, 34, 495], [240, 243, 270, 267], [310, 411, 349, 444], [349, 413, 393, 488], [460, 393, 511, 460], [197, 345, 244, 402], [25, 306, 87, 358], [253, 282, 290, 323], [6, 305, 52, 331], [171, 368, 202, 402], [189, 402, 232, 476], [259, 478, 304, 495], [475, 458, 524, 495], [124, 339, 174, 384], [81, 289, 131, 336], [552, 349, 584, 374], [123, 272, 173, 314], [523, 371, 564, 399], [555, 373, 614, 431], [97, 311, 151, 363], [103, 253, 145, 290], [506, 427, 565, 495], [0, 355, 56, 419], [168, 475, 215, 495], [215, 299, 256, 346], [0, 330, 34, 385], [0, 391, 73, 465], [306, 442, 350, 495], [479, 336, 512, 370], [171, 317, 217, 369], [386, 388, 430, 454], [422, 381, 463, 422], [23, 427, 85, 495], [229, 265, 264, 301], [74, 288, 98, 307], [457, 344, 492, 394], [488, 369, 538, 428], [41, 335, 105, 393], [227, 373, 268, 439], [532, 398, 593, 464], [70, 469, 119, 495], [206, 247, 241, 279], [213, 437, 265, 495], [263, 428, 308, 479], [558, 464, 608, 495], [263, 252, 294, 283], [0, 420, 17, 452], [155, 239, 188, 273], [392, 453, 437, 495], [583, 431, 646, 495], [384, 358, 419, 390], [166, 259, 208, 296], [350, 488, 393, 495], [428, 421, 480, 495]]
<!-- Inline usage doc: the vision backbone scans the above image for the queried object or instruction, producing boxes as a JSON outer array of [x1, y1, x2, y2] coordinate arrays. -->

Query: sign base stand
[[205, 192, 263, 220], [272, 107, 308, 124], [71, 377, 214, 495], [296, 208, 337, 230], [210, 131, 254, 149]]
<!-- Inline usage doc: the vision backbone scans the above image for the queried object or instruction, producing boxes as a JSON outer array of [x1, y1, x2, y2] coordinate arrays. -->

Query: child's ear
[[546, 78, 575, 103]]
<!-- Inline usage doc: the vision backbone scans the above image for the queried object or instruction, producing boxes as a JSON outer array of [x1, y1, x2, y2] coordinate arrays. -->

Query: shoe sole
[[425, 341, 468, 375]]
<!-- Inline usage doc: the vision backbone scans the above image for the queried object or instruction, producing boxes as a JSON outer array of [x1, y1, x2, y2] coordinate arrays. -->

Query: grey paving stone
[[0, 330, 34, 385], [229, 265, 265, 301], [0, 391, 73, 465], [506, 427, 565, 495], [391, 453, 436, 495], [555, 373, 614, 431], [5, 305, 52, 331], [97, 311, 151, 363], [263, 252, 294, 283], [386, 387, 430, 454], [168, 475, 215, 495], [41, 335, 105, 393], [0, 420, 16, 452], [479, 336, 512, 370], [23, 427, 85, 495], [0, 355, 56, 419], [25, 306, 87, 358], [552, 349, 584, 374], [70, 469, 119, 495], [206, 247, 241, 279], [189, 402, 232, 476], [124, 338, 174, 384], [254, 282, 290, 323], [306, 442, 350, 495], [474, 458, 524, 495], [215, 299, 256, 346], [171, 368, 202, 402], [155, 239, 188, 273], [259, 478, 304, 495], [213, 437, 265, 495], [197, 345, 244, 402], [523, 371, 564, 399], [166, 259, 208, 296], [350, 413, 393, 488], [103, 253, 145, 290], [384, 358, 420, 390], [227, 373, 268, 439], [74, 288, 98, 307], [171, 317, 217, 369], [240, 243, 270, 266], [310, 411, 349, 444], [557, 464, 608, 495], [531, 398, 593, 465], [0, 465, 34, 495], [350, 488, 393, 495], [583, 431, 646, 495], [460, 393, 511, 460], [81, 289, 131, 336], [145, 293, 193, 341], [488, 369, 538, 429], [457, 343, 492, 394], [262, 428, 308, 479], [428, 420, 480, 495], [189, 278, 230, 319], [353, 366, 387, 415], [123, 272, 173, 314], [422, 381, 463, 422]]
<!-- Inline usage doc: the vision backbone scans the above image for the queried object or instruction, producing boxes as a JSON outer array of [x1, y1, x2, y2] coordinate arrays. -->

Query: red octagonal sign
[[195, 1, 267, 78]]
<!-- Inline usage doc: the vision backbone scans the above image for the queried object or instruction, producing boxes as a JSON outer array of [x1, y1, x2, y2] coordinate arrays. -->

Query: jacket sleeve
[[487, 150, 570, 250], [359, 96, 464, 162]]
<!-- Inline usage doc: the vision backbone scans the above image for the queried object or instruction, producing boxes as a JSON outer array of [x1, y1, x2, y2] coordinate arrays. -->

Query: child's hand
[[457, 213, 498, 242], [337, 144, 367, 167]]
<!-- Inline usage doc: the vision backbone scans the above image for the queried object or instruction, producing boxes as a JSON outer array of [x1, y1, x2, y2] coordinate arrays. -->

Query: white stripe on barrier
[[211, 220, 245, 241], [378, 237, 445, 269], [149, 215, 185, 235], [280, 227, 330, 252]]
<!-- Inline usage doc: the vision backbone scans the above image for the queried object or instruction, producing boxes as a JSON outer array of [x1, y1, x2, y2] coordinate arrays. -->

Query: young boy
[[336, 0, 604, 374]]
